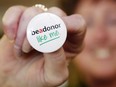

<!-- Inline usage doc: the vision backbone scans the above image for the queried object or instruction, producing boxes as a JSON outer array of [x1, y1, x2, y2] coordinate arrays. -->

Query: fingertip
[[62, 14, 86, 34], [75, 14, 86, 33], [2, 6, 26, 40], [2, 17, 17, 40], [22, 38, 33, 53]]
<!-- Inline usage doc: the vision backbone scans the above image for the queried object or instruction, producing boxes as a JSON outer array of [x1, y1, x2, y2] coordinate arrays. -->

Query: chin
[[77, 62, 116, 79], [85, 68, 116, 87], [89, 65, 116, 79]]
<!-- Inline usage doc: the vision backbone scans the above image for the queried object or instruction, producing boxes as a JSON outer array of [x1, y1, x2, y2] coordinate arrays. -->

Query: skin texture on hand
[[0, 6, 86, 87]]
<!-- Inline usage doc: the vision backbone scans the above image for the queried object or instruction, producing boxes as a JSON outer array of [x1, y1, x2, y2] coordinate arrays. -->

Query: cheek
[[108, 30, 116, 47]]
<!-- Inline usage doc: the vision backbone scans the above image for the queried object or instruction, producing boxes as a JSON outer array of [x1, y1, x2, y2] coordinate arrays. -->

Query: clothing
[[67, 62, 88, 87]]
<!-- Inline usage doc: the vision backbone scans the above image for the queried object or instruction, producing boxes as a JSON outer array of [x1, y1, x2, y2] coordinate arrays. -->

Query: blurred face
[[74, 0, 116, 85]]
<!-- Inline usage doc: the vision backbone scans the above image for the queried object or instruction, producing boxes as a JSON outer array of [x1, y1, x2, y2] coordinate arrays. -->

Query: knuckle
[[8, 6, 22, 11], [73, 14, 87, 35], [76, 14, 86, 29], [21, 7, 34, 20], [21, 7, 43, 21]]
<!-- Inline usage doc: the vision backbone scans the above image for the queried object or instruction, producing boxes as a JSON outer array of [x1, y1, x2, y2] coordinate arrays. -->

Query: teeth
[[95, 49, 110, 59]]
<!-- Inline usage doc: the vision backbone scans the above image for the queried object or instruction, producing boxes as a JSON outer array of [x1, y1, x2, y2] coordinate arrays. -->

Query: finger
[[42, 7, 68, 86], [2, 6, 26, 40], [14, 7, 44, 56], [62, 14, 86, 57], [48, 7, 86, 56], [43, 48, 68, 86], [22, 37, 33, 53]]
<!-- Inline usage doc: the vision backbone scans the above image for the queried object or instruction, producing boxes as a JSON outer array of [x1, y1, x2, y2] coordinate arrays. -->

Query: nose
[[93, 26, 108, 44]]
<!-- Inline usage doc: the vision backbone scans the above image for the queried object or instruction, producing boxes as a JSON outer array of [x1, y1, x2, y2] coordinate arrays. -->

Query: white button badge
[[27, 13, 67, 53]]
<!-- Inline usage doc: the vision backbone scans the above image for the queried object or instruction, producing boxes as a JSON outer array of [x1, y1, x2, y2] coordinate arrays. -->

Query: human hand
[[0, 5, 86, 87]]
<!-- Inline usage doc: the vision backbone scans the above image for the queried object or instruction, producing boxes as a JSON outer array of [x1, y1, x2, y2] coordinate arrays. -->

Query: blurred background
[[0, 0, 59, 37]]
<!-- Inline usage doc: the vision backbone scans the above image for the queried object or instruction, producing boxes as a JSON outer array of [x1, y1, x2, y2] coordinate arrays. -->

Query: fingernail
[[22, 40, 33, 53], [22, 46, 32, 53]]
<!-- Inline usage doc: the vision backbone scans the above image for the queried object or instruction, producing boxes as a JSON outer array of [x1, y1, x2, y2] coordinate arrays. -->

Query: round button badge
[[27, 13, 67, 53]]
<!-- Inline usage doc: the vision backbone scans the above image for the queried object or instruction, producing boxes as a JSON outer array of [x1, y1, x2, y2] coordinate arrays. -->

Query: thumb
[[43, 48, 68, 86]]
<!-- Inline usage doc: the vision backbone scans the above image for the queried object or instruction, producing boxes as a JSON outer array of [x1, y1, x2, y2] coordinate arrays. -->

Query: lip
[[94, 48, 112, 60]]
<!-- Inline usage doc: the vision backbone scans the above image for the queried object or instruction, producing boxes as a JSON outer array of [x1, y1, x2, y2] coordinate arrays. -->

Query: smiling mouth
[[95, 48, 111, 60]]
